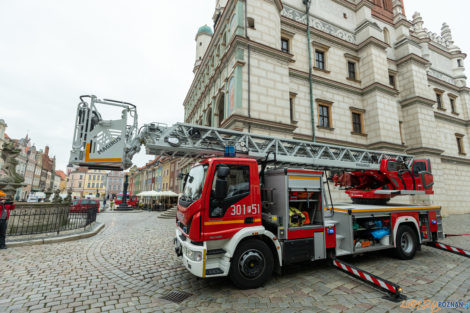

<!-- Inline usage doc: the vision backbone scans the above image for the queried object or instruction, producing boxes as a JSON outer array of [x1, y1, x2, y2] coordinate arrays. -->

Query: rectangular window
[[315, 50, 325, 70], [389, 74, 396, 88], [281, 38, 289, 53], [456, 135, 465, 155], [449, 96, 457, 114], [436, 93, 442, 109], [348, 61, 356, 80], [87, 183, 90, 188], [352, 112, 363, 134], [319, 105, 331, 128], [289, 93, 297, 123], [458, 59, 463, 67]]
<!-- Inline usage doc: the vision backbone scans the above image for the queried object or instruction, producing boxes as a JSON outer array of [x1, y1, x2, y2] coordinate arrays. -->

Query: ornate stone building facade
[[183, 0, 469, 215]]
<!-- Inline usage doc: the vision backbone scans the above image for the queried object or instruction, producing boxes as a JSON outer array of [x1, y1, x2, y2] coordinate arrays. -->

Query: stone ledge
[[6, 223, 105, 248]]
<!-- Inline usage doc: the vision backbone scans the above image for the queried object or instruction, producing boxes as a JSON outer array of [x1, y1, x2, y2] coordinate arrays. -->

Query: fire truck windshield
[[181, 164, 208, 204]]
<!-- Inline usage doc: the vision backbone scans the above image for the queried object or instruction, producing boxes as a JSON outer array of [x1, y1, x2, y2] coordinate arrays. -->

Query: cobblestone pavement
[[1, 212, 469, 313]]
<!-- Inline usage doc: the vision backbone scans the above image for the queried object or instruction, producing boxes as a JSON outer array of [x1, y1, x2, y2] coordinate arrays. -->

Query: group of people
[[0, 191, 15, 250]]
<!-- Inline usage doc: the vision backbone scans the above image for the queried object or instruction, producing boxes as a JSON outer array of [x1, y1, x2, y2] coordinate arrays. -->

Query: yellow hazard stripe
[[85, 143, 122, 163], [202, 249, 207, 278], [326, 206, 441, 213], [204, 218, 261, 226], [288, 176, 320, 181]]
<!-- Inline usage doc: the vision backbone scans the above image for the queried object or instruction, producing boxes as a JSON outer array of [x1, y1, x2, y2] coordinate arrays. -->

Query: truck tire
[[394, 225, 418, 260], [229, 239, 274, 289]]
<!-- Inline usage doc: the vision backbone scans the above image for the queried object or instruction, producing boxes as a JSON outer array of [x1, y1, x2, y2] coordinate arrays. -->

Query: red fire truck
[[173, 157, 441, 289], [69, 96, 469, 298]]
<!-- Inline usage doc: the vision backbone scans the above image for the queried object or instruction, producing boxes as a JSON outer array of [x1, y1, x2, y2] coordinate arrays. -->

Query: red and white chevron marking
[[434, 242, 470, 257], [333, 259, 397, 294]]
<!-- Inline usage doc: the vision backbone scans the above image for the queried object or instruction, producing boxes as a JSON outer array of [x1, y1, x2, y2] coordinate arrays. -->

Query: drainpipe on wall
[[303, 0, 316, 142], [245, 0, 251, 133]]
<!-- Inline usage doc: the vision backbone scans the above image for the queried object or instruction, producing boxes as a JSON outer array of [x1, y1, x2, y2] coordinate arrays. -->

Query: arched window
[[217, 93, 225, 127], [383, 27, 390, 45]]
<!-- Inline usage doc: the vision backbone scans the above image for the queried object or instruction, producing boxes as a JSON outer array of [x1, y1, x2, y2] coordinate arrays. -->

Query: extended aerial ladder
[[70, 95, 431, 203], [70, 96, 412, 170]]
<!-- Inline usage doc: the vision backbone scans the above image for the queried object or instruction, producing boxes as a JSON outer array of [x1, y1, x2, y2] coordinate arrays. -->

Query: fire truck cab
[[174, 157, 443, 289]]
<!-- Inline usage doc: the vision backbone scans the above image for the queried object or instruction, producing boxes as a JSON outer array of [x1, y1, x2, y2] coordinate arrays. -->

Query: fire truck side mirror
[[217, 165, 230, 178], [215, 179, 228, 200], [215, 165, 230, 200]]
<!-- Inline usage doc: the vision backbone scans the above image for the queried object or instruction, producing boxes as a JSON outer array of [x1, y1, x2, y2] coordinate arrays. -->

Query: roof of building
[[197, 25, 213, 36], [55, 170, 67, 180]]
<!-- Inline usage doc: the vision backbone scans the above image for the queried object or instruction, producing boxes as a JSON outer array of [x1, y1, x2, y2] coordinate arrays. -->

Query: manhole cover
[[161, 290, 193, 303]]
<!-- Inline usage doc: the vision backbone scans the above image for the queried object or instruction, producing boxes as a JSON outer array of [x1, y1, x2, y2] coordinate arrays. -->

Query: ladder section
[[140, 123, 413, 171]]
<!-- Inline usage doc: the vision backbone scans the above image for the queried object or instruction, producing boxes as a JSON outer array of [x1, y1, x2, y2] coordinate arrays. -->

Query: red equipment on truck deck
[[332, 159, 434, 204]]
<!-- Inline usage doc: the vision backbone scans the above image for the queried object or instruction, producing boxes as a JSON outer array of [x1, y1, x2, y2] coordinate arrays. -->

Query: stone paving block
[[1, 212, 469, 313]]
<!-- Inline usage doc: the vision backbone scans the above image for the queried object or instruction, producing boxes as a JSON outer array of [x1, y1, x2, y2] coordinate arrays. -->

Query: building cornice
[[289, 68, 397, 96], [406, 147, 444, 156], [293, 133, 406, 153], [441, 155, 470, 166], [367, 141, 407, 152], [400, 96, 435, 109], [427, 74, 467, 93], [434, 111, 470, 127], [396, 53, 430, 67], [410, 35, 467, 60], [221, 114, 298, 133]]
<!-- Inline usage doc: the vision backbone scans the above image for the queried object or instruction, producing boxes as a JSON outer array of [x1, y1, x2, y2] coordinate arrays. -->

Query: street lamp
[[303, 0, 316, 142]]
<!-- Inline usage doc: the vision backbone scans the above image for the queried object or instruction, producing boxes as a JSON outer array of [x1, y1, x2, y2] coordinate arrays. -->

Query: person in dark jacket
[[0, 196, 15, 249]]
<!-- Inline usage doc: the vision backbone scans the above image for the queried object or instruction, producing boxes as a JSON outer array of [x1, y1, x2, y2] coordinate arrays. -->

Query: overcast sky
[[1, 0, 469, 171]]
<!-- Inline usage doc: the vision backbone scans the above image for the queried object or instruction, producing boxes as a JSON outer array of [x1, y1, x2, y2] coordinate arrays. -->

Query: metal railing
[[6, 204, 97, 236]]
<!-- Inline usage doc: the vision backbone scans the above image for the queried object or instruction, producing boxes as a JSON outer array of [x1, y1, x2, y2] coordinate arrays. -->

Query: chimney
[[45, 146, 50, 156]]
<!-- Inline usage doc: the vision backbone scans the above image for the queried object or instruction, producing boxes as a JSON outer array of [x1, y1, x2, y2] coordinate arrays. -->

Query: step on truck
[[68, 95, 465, 292]]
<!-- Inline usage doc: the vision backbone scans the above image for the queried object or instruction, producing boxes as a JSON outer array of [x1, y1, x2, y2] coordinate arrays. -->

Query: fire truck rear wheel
[[394, 225, 418, 260], [229, 239, 274, 289]]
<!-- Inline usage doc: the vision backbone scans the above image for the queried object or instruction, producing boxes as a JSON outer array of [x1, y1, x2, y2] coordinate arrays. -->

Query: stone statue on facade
[[0, 142, 25, 200]]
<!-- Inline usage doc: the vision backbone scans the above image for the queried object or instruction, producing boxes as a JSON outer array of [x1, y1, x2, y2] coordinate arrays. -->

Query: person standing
[[0, 195, 15, 249]]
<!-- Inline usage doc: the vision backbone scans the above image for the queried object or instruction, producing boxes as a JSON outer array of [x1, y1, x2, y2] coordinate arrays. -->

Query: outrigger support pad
[[332, 258, 407, 303], [426, 242, 470, 258]]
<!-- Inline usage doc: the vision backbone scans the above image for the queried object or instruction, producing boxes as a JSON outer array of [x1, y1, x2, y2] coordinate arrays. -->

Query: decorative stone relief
[[281, 6, 356, 44]]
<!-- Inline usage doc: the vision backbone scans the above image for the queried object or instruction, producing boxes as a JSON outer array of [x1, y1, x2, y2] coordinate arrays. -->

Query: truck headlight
[[185, 248, 203, 262]]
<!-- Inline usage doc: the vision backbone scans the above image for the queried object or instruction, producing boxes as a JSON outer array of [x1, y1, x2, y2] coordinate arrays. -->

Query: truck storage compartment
[[282, 238, 314, 265], [353, 215, 392, 252]]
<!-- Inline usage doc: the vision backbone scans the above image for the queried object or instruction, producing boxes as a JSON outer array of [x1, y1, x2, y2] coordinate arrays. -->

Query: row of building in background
[[66, 168, 124, 200], [0, 119, 66, 201], [66, 155, 186, 200], [128, 156, 185, 197]]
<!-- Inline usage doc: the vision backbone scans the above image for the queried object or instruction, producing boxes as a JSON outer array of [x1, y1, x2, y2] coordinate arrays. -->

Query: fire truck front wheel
[[229, 239, 274, 289], [394, 225, 418, 260]]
